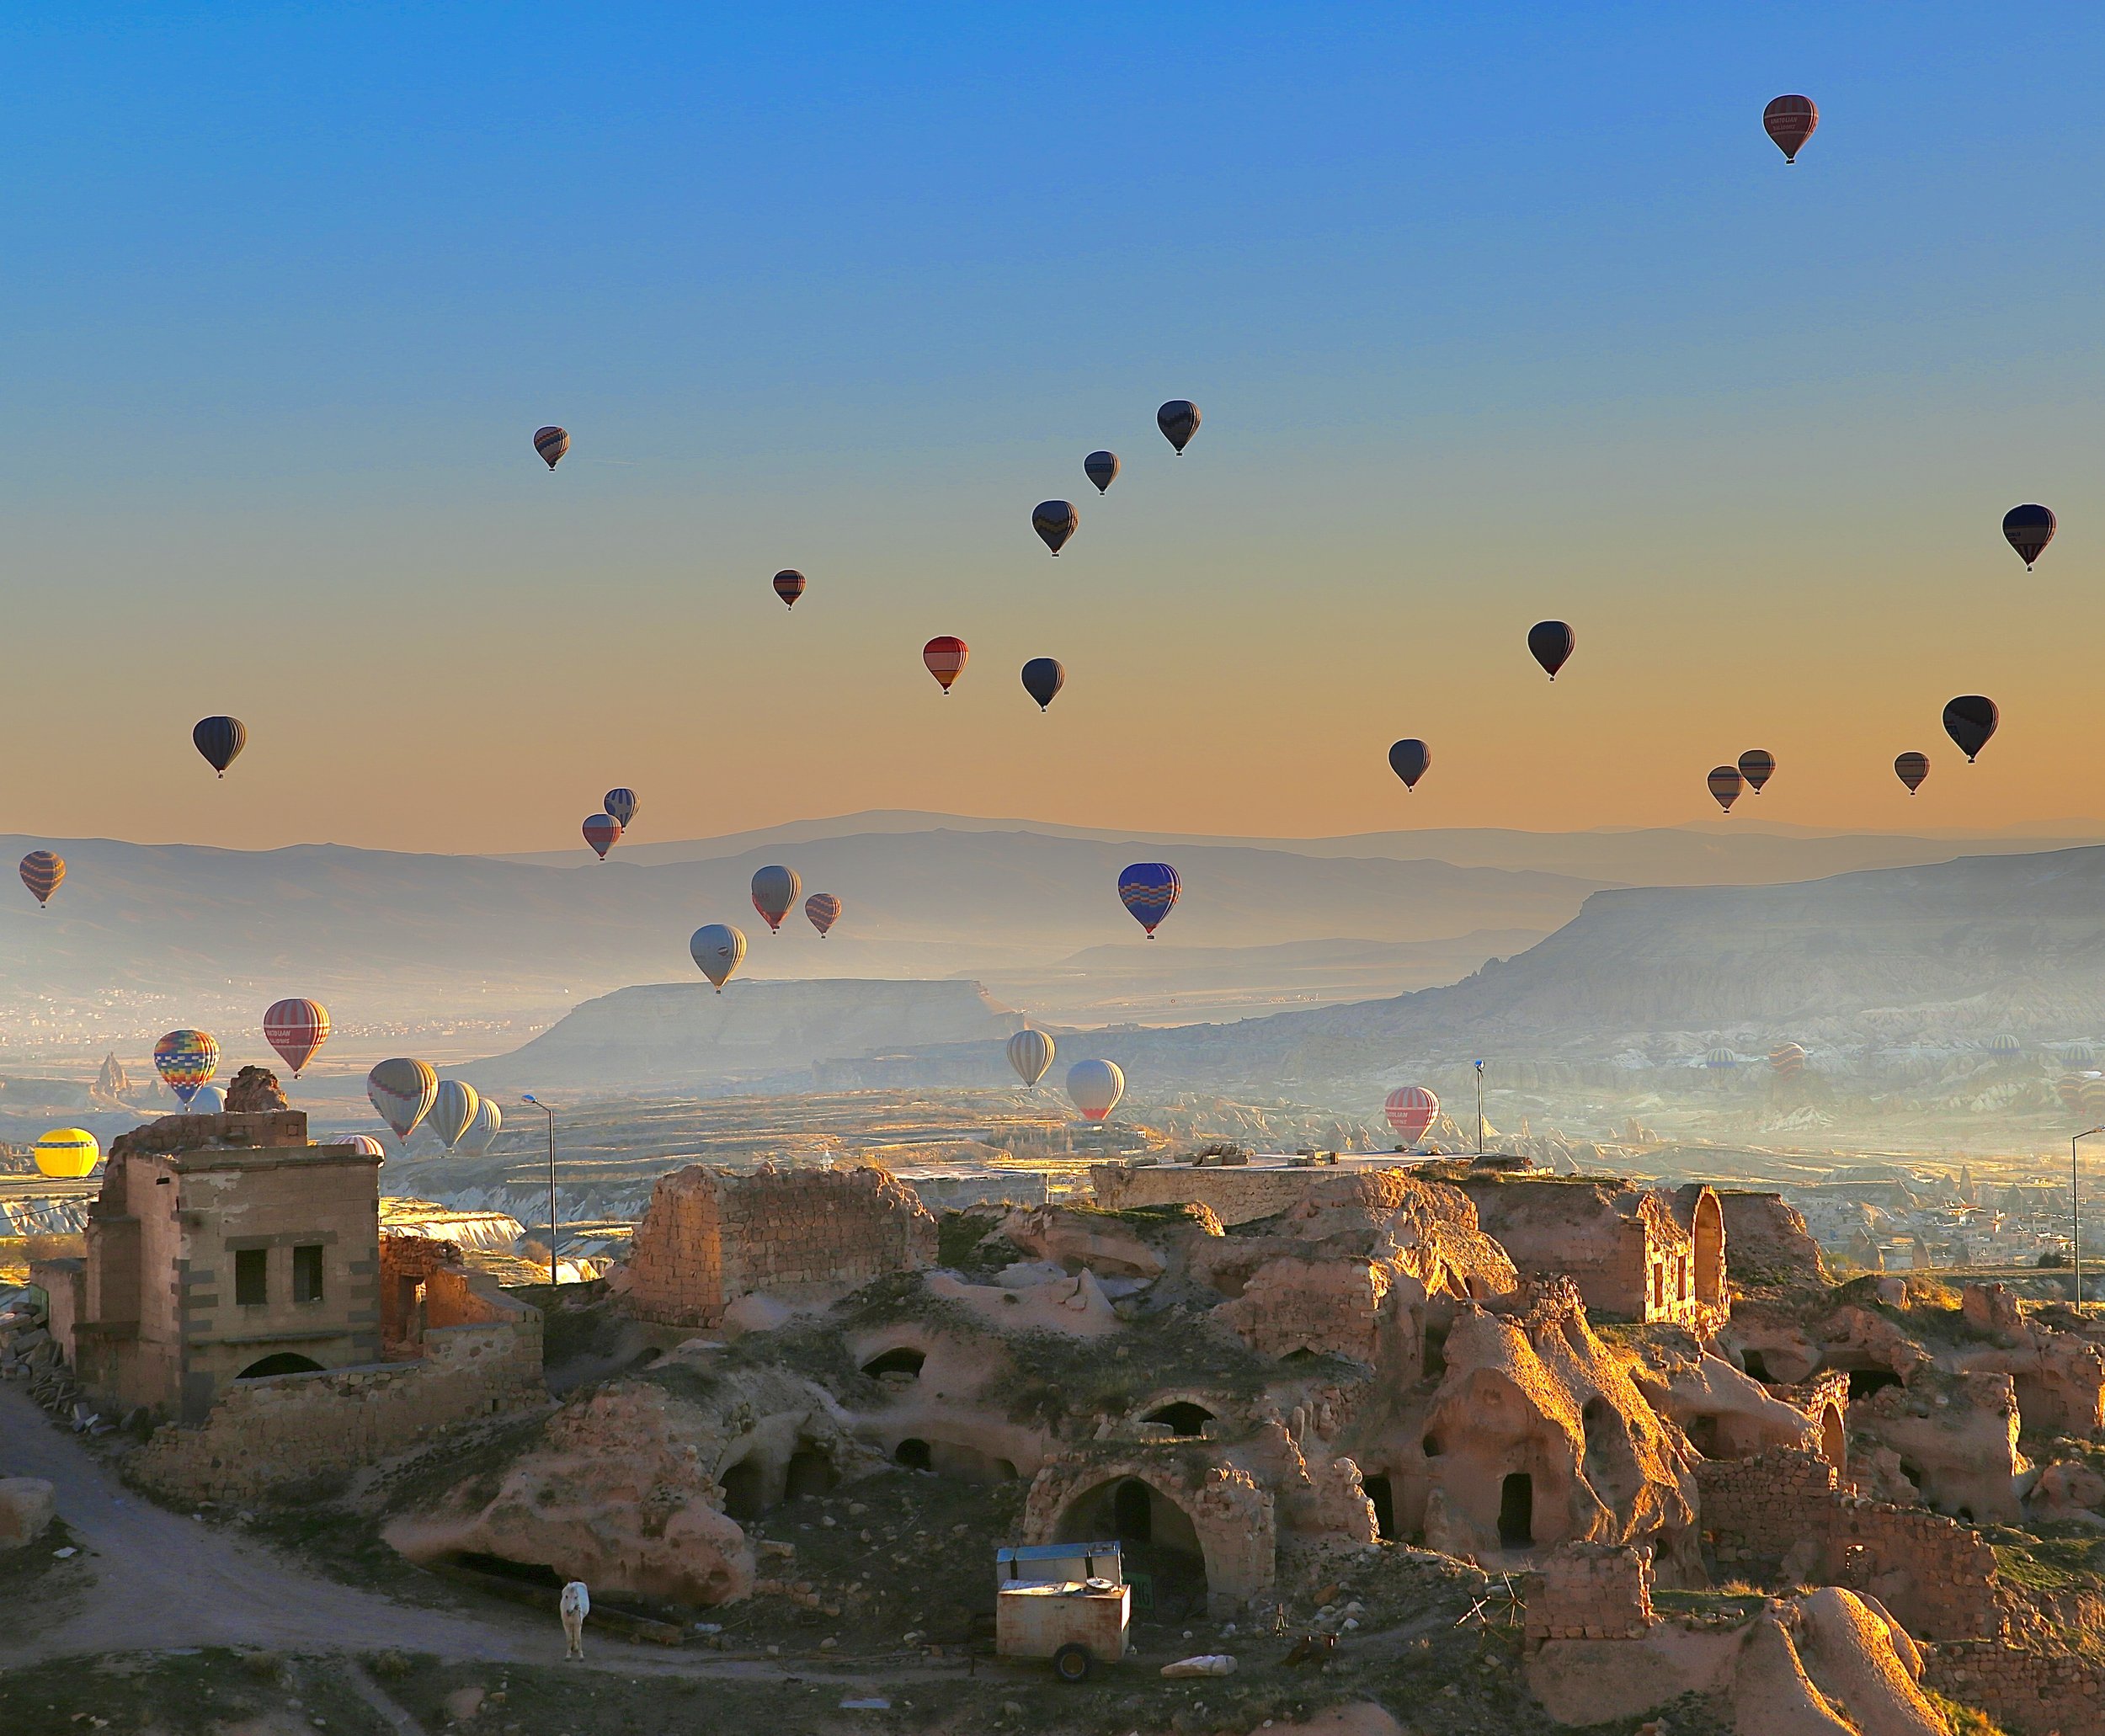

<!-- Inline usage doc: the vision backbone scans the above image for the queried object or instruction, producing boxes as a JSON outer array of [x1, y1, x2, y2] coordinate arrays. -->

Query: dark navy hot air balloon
[[1708, 765, 1745, 813], [773, 569, 807, 608], [1943, 696, 1998, 762], [1738, 750, 1776, 793], [604, 788, 639, 829], [1032, 501, 1079, 556], [1157, 400, 1201, 454], [1763, 95, 1819, 162], [2003, 505, 2055, 570], [1894, 751, 1930, 794], [1527, 621, 1575, 681], [1084, 451, 1120, 493], [1021, 658, 1065, 711], [1118, 862, 1180, 939], [1388, 739, 1431, 791], [193, 716, 247, 777]]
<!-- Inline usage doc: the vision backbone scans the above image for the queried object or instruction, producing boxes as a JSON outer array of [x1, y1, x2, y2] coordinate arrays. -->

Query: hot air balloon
[[1067, 1058, 1124, 1121], [19, 851, 63, 908], [189, 1083, 226, 1114], [2058, 1074, 2088, 1113], [338, 1132, 386, 1157], [1383, 1085, 1439, 1145], [604, 788, 639, 828], [460, 1096, 504, 1158], [752, 865, 802, 934], [773, 569, 807, 608], [368, 1057, 438, 1145], [534, 426, 569, 470], [154, 1029, 220, 1105], [1738, 750, 1776, 793], [1009, 1028, 1056, 1087], [1527, 621, 1575, 681], [1706, 1046, 1738, 1069], [2003, 504, 2055, 569], [1032, 500, 1079, 556], [263, 998, 331, 1076], [429, 1079, 481, 1151], [690, 923, 747, 991], [1943, 695, 1998, 762], [194, 716, 247, 776], [1021, 658, 1065, 711], [1769, 1042, 1807, 1078], [2065, 1043, 2097, 1068], [1388, 739, 1431, 791], [35, 1127, 99, 1179], [2084, 1078, 2105, 1122], [1708, 765, 1745, 813], [1894, 751, 1930, 794], [1084, 451, 1120, 493], [1157, 400, 1201, 454], [1986, 1034, 2022, 1056], [1117, 862, 1180, 938], [804, 892, 842, 938], [924, 636, 968, 693], [584, 813, 622, 860], [1763, 94, 1818, 162]]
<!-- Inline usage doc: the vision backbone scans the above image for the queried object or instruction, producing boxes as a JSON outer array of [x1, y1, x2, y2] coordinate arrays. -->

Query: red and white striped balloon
[[1383, 1085, 1440, 1144], [263, 998, 332, 1076]]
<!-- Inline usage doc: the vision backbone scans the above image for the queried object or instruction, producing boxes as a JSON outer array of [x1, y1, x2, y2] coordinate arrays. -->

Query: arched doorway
[[784, 1442, 837, 1500], [237, 1353, 323, 1380], [1362, 1472, 1396, 1541], [719, 1459, 765, 1521], [893, 1438, 932, 1471], [1820, 1403, 1846, 1474], [1498, 1473, 1534, 1548], [1693, 1193, 1724, 1305], [1142, 1401, 1215, 1438], [1055, 1476, 1209, 1618]]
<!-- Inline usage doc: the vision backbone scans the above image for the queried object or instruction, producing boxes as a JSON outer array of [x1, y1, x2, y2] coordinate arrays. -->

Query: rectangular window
[[293, 1243, 324, 1304], [234, 1247, 269, 1306]]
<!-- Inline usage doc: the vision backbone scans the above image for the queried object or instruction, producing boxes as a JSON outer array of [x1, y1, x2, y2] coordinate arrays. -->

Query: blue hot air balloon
[[604, 788, 639, 829], [1117, 862, 1180, 938]]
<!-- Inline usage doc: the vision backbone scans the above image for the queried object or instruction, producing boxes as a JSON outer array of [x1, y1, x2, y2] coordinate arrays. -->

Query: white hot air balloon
[[690, 924, 748, 993], [460, 1096, 504, 1158], [429, 1078, 481, 1150], [188, 1083, 228, 1115], [1008, 1028, 1055, 1088], [1066, 1058, 1124, 1122], [368, 1057, 439, 1146]]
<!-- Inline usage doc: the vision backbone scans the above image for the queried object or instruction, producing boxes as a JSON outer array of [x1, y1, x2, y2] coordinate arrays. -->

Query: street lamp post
[[523, 1094, 557, 1288], [2075, 1126, 2104, 1314], [1474, 1061, 1485, 1158]]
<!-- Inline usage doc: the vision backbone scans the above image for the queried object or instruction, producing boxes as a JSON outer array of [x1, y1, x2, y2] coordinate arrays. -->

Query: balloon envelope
[[342, 1133, 387, 1157], [690, 923, 748, 991], [1894, 751, 1930, 793], [773, 568, 807, 608], [19, 850, 63, 907], [2003, 504, 2056, 568], [1031, 500, 1079, 555], [1763, 94, 1818, 161], [1157, 400, 1201, 453], [1769, 1042, 1807, 1078], [1527, 621, 1575, 680], [1383, 1086, 1439, 1144], [35, 1127, 99, 1179], [584, 813, 622, 860], [460, 1097, 504, 1158], [1021, 658, 1065, 711], [1067, 1057, 1124, 1121], [1737, 749, 1776, 792], [534, 425, 569, 469], [1388, 739, 1431, 791], [263, 998, 331, 1076], [194, 716, 247, 776], [1117, 862, 1181, 937], [1084, 450, 1120, 493], [752, 865, 802, 933], [804, 892, 842, 937], [924, 636, 968, 692], [368, 1057, 439, 1144], [604, 788, 639, 828], [429, 1078, 481, 1150], [1942, 695, 1998, 762], [1008, 1028, 1055, 1088], [189, 1084, 227, 1114], [154, 1029, 220, 1105], [1708, 765, 1745, 812]]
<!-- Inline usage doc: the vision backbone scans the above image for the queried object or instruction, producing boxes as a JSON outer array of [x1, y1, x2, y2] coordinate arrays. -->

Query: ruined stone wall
[[1524, 1542, 1655, 1644], [1922, 1640, 2105, 1736], [378, 1233, 461, 1343], [1696, 1448, 2001, 1640], [127, 1309, 545, 1504], [620, 1163, 936, 1329], [28, 1258, 83, 1367], [1090, 1160, 1401, 1227], [1220, 1258, 1390, 1362]]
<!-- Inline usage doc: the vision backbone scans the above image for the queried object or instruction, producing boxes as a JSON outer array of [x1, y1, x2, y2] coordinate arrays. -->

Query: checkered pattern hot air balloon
[[154, 1029, 220, 1105], [1117, 862, 1180, 938]]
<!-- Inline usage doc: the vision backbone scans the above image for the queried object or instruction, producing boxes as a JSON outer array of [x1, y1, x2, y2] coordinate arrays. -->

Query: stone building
[[615, 1161, 938, 1329]]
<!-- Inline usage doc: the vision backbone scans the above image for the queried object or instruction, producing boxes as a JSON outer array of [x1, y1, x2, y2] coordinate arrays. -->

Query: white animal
[[560, 1579, 590, 1659]]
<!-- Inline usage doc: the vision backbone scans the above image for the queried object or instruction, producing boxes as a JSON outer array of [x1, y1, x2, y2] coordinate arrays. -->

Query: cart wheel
[[1052, 1642, 1094, 1683]]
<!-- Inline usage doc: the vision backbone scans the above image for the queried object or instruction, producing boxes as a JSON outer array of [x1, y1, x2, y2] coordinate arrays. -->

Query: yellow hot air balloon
[[35, 1126, 100, 1178]]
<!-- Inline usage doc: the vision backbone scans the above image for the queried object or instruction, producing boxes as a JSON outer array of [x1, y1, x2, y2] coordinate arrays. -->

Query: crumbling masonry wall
[[1524, 1542, 1655, 1644], [1921, 1641, 2105, 1736], [619, 1164, 937, 1329]]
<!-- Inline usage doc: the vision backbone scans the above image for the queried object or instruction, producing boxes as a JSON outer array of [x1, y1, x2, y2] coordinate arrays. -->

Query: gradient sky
[[5, 5, 2104, 853]]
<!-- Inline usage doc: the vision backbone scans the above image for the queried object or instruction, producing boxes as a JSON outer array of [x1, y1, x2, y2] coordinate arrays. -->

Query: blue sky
[[3, 6, 2102, 849]]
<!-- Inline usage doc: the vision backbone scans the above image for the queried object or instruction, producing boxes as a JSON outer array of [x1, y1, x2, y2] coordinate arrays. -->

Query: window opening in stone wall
[[893, 1437, 932, 1470], [1498, 1472, 1534, 1547], [785, 1443, 837, 1500], [1848, 1368, 1901, 1400], [719, 1460, 764, 1520], [237, 1352, 322, 1379], [234, 1247, 269, 1306], [1362, 1472, 1396, 1541], [1143, 1401, 1215, 1438], [293, 1243, 324, 1304]]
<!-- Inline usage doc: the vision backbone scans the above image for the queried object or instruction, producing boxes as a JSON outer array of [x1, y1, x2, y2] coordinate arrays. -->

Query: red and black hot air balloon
[[1708, 765, 1745, 813], [2003, 505, 2056, 570], [583, 813, 622, 859], [773, 568, 807, 608], [1763, 95, 1819, 162], [1894, 751, 1931, 794]]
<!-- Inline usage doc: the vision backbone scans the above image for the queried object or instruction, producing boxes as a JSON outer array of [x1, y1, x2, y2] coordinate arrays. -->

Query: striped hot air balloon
[[690, 924, 747, 991], [2003, 504, 2055, 569], [1986, 1034, 2022, 1056], [1157, 400, 1201, 454], [1084, 450, 1120, 493], [1705, 1046, 1739, 1069], [193, 716, 247, 776], [1762, 94, 1818, 162], [534, 425, 569, 469], [804, 892, 842, 938], [35, 1127, 99, 1179], [604, 788, 639, 829], [263, 998, 331, 1076], [341, 1134, 387, 1158], [1894, 751, 1930, 794], [1708, 766, 1745, 813], [1008, 1028, 1055, 1088], [773, 569, 807, 608], [923, 636, 968, 693], [154, 1029, 220, 1105], [1383, 1085, 1439, 1144], [584, 813, 622, 860], [1769, 1042, 1807, 1079], [2084, 1078, 2105, 1123], [1031, 500, 1079, 555], [459, 1096, 504, 1158], [752, 865, 802, 934], [1117, 862, 1180, 938], [368, 1057, 439, 1146], [2057, 1074, 2089, 1114], [429, 1079, 481, 1150], [19, 850, 63, 908]]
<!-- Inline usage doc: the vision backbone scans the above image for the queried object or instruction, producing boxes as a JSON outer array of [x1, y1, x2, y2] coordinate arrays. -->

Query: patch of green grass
[[1989, 1528, 2105, 1594]]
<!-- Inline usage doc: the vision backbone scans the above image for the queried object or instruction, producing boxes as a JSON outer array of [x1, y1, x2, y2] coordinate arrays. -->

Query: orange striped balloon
[[19, 850, 63, 908], [923, 636, 968, 692]]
